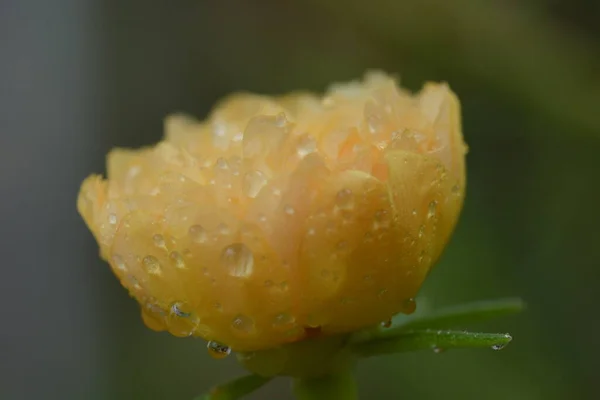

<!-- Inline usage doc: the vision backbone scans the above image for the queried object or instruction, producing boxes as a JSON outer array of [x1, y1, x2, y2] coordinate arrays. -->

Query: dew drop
[[491, 344, 506, 351], [335, 188, 354, 210], [152, 234, 166, 249], [217, 223, 230, 235], [231, 314, 255, 334], [215, 157, 229, 170], [432, 346, 445, 354], [296, 135, 317, 158], [451, 184, 461, 195], [427, 200, 438, 219], [189, 225, 208, 243], [220, 243, 254, 278], [275, 112, 287, 127], [232, 132, 243, 143], [418, 225, 425, 238], [411, 209, 417, 216], [207, 341, 231, 359], [402, 298, 417, 314], [111, 254, 127, 272], [171, 302, 190, 317], [272, 313, 295, 329], [108, 213, 117, 225], [142, 255, 162, 275], [284, 205, 295, 215], [242, 170, 267, 198], [169, 251, 186, 269], [373, 209, 390, 230], [381, 319, 392, 328], [367, 115, 381, 134], [141, 302, 166, 331], [167, 302, 199, 337]]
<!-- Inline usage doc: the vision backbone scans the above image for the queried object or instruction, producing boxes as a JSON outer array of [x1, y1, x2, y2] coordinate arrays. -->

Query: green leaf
[[351, 330, 513, 357], [395, 298, 524, 331], [194, 374, 272, 400], [349, 298, 523, 346]]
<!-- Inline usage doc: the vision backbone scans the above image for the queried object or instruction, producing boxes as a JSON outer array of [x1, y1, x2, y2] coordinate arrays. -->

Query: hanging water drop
[[167, 302, 199, 337], [207, 341, 231, 359], [402, 298, 417, 314], [141, 302, 166, 332]]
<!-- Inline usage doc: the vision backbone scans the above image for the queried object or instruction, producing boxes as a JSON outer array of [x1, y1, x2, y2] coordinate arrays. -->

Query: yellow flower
[[77, 72, 466, 352]]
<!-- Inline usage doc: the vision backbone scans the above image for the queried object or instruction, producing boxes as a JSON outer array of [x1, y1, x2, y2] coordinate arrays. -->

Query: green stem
[[292, 367, 359, 400]]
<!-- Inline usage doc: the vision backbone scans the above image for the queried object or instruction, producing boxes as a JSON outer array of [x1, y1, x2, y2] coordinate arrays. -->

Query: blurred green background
[[1, 0, 599, 399]]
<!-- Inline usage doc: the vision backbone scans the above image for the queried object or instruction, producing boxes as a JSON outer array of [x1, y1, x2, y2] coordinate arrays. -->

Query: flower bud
[[78, 72, 467, 352]]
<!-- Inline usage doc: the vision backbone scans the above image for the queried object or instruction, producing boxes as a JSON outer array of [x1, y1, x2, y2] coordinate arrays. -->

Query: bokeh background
[[1, 0, 599, 399]]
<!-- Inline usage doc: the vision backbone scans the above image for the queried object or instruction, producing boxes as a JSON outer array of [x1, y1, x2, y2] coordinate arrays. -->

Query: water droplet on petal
[[272, 312, 295, 329], [143, 255, 162, 275], [112, 254, 127, 271], [284, 205, 295, 215], [169, 251, 186, 269], [275, 112, 287, 127], [231, 314, 255, 334], [373, 210, 390, 230], [108, 213, 117, 225], [296, 135, 317, 158], [189, 225, 208, 243], [220, 243, 254, 278], [427, 200, 438, 219], [207, 341, 231, 359], [152, 234, 166, 249], [243, 170, 267, 198], [167, 302, 199, 337], [217, 223, 230, 235], [215, 157, 229, 170]]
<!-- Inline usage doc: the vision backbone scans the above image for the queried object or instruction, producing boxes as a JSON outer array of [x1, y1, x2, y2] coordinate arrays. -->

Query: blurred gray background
[[1, 0, 599, 399]]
